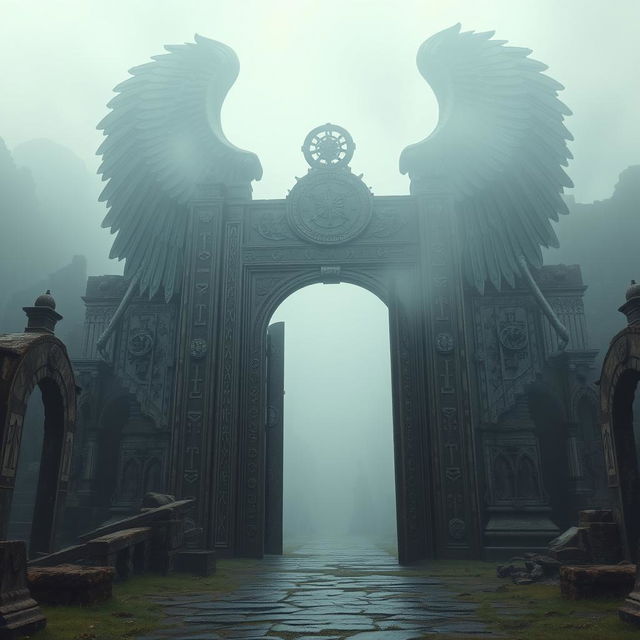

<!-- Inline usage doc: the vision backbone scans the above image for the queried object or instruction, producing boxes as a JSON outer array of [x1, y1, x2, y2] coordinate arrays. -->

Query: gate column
[[169, 183, 226, 546], [209, 188, 249, 551], [417, 190, 482, 557]]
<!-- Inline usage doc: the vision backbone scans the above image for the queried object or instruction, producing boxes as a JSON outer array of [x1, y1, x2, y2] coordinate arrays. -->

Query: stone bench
[[560, 564, 636, 599], [27, 564, 115, 605], [86, 527, 151, 580]]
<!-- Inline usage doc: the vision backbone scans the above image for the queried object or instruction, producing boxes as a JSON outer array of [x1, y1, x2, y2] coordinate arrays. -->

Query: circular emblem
[[302, 123, 354, 168], [287, 169, 372, 245], [127, 329, 154, 357], [435, 332, 455, 354], [499, 325, 528, 351], [190, 338, 208, 360], [448, 518, 466, 541]]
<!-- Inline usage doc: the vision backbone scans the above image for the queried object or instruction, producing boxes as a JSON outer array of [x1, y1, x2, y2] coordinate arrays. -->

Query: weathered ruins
[[50, 26, 606, 564]]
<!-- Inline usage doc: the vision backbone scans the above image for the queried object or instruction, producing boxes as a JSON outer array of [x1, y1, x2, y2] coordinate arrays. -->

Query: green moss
[[467, 582, 638, 639], [34, 558, 259, 640]]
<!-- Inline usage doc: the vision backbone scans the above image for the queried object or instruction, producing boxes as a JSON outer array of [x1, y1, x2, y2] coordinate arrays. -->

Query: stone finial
[[619, 280, 640, 326], [23, 290, 63, 334]]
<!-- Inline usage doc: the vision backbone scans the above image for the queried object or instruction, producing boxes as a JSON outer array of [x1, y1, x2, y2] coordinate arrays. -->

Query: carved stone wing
[[98, 35, 262, 302], [400, 24, 573, 293]]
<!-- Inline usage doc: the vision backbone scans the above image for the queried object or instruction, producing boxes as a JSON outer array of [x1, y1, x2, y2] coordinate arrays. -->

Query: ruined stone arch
[[0, 333, 76, 555], [599, 326, 640, 559]]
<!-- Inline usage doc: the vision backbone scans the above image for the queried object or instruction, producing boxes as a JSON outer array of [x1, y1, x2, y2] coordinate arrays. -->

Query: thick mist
[[271, 284, 396, 551]]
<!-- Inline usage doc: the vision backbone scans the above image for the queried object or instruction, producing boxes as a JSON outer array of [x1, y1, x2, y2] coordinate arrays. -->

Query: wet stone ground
[[138, 539, 496, 639]]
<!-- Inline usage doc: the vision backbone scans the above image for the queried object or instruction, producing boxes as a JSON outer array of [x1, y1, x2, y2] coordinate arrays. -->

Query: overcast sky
[[1, 0, 639, 206]]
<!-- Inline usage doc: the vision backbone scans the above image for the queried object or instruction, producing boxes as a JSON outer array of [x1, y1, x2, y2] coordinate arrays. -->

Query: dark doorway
[[612, 371, 640, 561]]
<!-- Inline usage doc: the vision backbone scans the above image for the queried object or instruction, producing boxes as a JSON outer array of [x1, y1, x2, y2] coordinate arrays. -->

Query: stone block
[[549, 526, 588, 551], [560, 564, 636, 599], [587, 522, 622, 564], [27, 564, 114, 605], [174, 550, 216, 576], [579, 509, 614, 525], [0, 541, 46, 640]]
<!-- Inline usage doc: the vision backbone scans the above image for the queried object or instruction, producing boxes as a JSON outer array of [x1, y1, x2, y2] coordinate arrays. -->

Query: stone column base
[[620, 589, 640, 625], [0, 541, 47, 640]]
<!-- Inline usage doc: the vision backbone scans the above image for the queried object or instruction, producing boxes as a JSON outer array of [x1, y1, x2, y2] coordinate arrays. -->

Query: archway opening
[[7, 387, 45, 552], [269, 283, 397, 556], [612, 370, 640, 561], [6, 375, 67, 556]]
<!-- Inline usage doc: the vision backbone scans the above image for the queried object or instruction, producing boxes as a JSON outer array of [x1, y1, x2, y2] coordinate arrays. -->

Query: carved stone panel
[[170, 201, 225, 539], [114, 303, 177, 429], [419, 196, 479, 553], [473, 298, 544, 424]]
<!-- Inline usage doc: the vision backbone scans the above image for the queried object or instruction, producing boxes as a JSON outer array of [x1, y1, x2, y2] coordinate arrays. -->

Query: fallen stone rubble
[[496, 553, 561, 585]]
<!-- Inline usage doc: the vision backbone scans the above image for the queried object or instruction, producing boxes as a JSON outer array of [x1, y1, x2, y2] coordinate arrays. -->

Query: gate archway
[[0, 330, 76, 555], [168, 131, 481, 564]]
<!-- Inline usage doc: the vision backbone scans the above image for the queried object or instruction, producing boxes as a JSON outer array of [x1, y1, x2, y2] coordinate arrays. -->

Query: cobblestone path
[[139, 539, 491, 639]]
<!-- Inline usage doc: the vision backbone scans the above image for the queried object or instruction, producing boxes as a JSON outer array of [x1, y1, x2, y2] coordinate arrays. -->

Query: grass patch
[[380, 558, 638, 639], [468, 582, 637, 639], [35, 558, 260, 640]]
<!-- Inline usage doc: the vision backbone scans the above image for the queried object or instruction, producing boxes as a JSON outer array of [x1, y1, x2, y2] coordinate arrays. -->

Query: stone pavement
[[138, 539, 494, 639]]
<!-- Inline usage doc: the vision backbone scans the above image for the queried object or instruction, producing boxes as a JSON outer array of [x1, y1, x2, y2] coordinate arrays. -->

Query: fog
[[1, 1, 639, 551], [271, 284, 396, 550]]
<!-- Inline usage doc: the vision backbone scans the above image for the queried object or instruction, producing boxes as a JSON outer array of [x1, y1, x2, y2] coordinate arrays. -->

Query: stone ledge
[[27, 564, 115, 605]]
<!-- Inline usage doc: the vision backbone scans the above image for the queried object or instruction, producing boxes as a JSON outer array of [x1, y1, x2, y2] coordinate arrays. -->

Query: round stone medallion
[[435, 332, 455, 354], [287, 169, 372, 245], [127, 329, 154, 357]]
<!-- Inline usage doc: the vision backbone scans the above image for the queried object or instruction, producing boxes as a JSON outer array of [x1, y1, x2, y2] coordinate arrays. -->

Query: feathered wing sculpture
[[400, 24, 573, 297], [98, 35, 262, 304]]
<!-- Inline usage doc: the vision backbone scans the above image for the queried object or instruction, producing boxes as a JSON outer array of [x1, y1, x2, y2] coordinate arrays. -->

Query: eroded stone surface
[[141, 539, 491, 638]]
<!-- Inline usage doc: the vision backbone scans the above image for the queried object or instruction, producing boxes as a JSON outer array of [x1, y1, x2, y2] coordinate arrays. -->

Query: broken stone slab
[[549, 526, 588, 552], [86, 526, 151, 580], [560, 564, 636, 600], [529, 554, 561, 575], [0, 541, 46, 640], [28, 564, 114, 605]]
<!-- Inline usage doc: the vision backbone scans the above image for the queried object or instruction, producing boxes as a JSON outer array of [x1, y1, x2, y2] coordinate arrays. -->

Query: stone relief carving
[[114, 304, 177, 429], [287, 169, 373, 245], [473, 299, 543, 423]]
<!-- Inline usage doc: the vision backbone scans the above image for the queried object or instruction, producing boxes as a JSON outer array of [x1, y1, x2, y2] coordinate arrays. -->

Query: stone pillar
[[0, 541, 46, 638], [209, 186, 249, 551], [415, 184, 481, 557], [169, 183, 226, 547]]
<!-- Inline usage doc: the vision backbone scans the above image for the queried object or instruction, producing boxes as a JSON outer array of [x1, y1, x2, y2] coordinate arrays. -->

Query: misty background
[[1, 1, 639, 549]]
